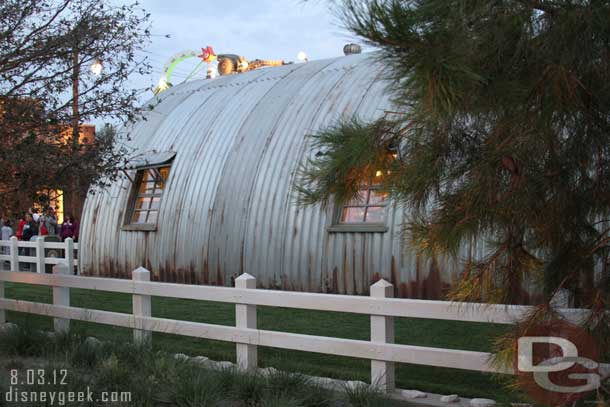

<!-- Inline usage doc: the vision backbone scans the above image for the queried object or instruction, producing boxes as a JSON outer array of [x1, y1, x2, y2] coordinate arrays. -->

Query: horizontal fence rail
[[0, 263, 595, 395], [0, 298, 501, 372], [0, 236, 78, 274], [0, 269, 588, 324]]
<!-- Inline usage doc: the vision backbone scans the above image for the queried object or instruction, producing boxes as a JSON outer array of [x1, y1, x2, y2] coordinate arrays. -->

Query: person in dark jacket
[[21, 214, 39, 241], [21, 214, 39, 269], [60, 214, 79, 242]]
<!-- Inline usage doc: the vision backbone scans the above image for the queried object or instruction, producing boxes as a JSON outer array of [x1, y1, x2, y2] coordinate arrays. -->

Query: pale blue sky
[[135, 0, 363, 91]]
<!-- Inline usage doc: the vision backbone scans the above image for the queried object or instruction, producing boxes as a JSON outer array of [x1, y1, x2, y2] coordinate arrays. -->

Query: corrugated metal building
[[80, 52, 474, 299]]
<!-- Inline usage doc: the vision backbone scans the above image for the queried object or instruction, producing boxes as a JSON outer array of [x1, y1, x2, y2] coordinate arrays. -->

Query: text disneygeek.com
[[2, 369, 131, 405]]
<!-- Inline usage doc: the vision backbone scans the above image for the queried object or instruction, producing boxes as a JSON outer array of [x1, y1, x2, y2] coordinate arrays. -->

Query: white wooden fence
[[0, 236, 78, 274], [0, 262, 591, 395]]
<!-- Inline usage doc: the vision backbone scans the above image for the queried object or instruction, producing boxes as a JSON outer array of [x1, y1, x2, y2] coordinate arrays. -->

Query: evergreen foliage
[[299, 0, 610, 371]]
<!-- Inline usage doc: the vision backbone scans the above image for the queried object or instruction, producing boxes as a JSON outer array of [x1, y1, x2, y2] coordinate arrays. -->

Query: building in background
[[23, 124, 95, 223]]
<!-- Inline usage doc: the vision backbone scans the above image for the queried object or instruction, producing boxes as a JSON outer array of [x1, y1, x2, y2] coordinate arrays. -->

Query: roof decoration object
[[154, 45, 291, 95]]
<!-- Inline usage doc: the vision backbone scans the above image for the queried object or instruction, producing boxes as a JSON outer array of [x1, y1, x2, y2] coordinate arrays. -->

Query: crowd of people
[[0, 207, 79, 243]]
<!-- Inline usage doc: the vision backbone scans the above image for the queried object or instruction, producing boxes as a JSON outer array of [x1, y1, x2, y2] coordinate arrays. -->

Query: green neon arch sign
[[154, 50, 205, 95]]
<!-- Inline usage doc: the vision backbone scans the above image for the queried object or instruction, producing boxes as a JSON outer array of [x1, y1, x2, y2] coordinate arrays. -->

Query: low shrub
[[0, 325, 404, 407], [0, 324, 48, 357], [343, 382, 385, 407]]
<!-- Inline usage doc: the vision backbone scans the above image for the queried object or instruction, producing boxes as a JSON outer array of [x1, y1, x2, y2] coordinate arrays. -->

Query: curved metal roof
[[79, 52, 471, 298]]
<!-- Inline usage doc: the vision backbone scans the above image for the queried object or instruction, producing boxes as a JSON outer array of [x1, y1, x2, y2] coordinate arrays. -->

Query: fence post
[[1, 237, 17, 323], [64, 238, 75, 275], [10, 236, 18, 272], [235, 273, 257, 371], [370, 279, 395, 393], [36, 236, 45, 274], [132, 267, 152, 346], [53, 262, 70, 334]]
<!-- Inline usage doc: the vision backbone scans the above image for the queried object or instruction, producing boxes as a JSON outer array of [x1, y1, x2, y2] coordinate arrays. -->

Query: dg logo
[[514, 319, 602, 406]]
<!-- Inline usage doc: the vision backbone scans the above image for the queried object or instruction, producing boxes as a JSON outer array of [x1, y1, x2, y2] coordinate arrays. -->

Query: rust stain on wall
[[78, 53, 516, 302]]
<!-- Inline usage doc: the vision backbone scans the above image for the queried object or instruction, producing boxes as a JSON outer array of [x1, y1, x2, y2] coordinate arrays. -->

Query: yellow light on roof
[[157, 77, 170, 91]]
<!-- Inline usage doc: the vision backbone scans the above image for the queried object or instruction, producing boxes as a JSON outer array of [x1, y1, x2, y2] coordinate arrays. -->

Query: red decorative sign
[[198, 46, 216, 63]]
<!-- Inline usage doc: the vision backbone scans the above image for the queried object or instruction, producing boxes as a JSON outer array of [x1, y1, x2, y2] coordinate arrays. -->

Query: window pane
[[365, 206, 385, 223], [342, 207, 366, 223], [142, 170, 155, 182], [159, 166, 170, 179], [347, 190, 369, 206], [139, 181, 155, 194], [369, 190, 388, 205], [128, 165, 171, 226], [135, 197, 151, 210], [146, 210, 158, 224], [153, 177, 165, 192], [149, 197, 161, 210], [131, 210, 148, 224]]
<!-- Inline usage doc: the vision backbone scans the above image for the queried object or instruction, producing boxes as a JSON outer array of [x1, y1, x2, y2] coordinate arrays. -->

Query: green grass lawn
[[3, 282, 526, 403]]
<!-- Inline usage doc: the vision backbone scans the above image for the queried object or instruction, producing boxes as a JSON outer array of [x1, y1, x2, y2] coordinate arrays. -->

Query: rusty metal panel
[[79, 53, 468, 298]]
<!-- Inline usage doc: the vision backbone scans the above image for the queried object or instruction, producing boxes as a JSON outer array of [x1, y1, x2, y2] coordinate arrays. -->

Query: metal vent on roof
[[343, 43, 362, 55]]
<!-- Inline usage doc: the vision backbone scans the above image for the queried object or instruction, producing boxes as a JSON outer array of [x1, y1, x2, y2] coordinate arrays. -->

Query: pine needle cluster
[[297, 0, 610, 386]]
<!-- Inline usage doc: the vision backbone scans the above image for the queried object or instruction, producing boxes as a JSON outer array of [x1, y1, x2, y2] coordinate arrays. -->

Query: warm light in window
[[129, 166, 171, 225], [339, 185, 388, 224], [34, 189, 64, 223], [55, 190, 64, 224], [375, 170, 383, 177]]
